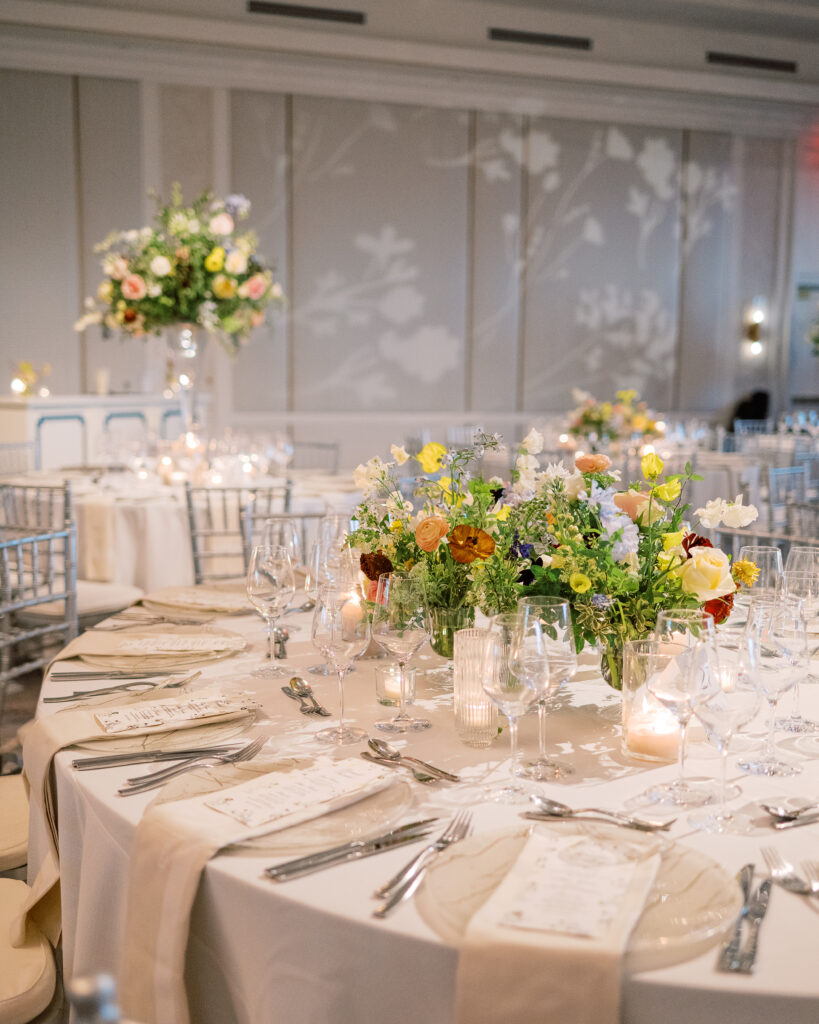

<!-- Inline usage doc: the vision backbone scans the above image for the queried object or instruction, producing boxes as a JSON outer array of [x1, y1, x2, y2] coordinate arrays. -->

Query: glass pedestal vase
[[165, 324, 209, 438], [426, 606, 475, 688]]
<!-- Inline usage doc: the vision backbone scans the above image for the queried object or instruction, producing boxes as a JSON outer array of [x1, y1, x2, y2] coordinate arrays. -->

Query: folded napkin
[[455, 829, 661, 1024], [15, 693, 255, 949], [118, 759, 393, 1024], [140, 585, 251, 615], [48, 626, 247, 674], [78, 497, 116, 582]]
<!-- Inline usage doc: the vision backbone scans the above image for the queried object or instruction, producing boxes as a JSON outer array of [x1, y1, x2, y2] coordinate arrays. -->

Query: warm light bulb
[[10, 377, 25, 394], [559, 433, 569, 443], [178, 373, 191, 387], [38, 386, 50, 397], [749, 340, 763, 356]]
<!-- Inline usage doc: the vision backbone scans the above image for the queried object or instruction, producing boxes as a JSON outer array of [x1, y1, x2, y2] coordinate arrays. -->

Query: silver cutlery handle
[[736, 919, 764, 974], [774, 811, 819, 830], [373, 864, 429, 918], [522, 811, 665, 832], [267, 831, 433, 881], [373, 843, 440, 898], [400, 756, 459, 782], [119, 754, 223, 794]]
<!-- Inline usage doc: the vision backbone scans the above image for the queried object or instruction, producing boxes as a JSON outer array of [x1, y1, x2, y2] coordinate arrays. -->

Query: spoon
[[760, 798, 819, 821], [528, 794, 676, 831], [288, 677, 332, 716], [286, 599, 316, 615], [368, 738, 460, 782], [360, 750, 437, 784]]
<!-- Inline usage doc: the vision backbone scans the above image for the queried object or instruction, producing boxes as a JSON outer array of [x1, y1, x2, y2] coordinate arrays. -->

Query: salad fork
[[117, 737, 264, 795], [760, 846, 812, 895], [800, 860, 819, 895]]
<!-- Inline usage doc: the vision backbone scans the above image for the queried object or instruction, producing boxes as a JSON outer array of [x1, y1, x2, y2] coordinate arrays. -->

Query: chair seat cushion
[[0, 777, 28, 873], [0, 879, 56, 1024], [15, 580, 143, 623]]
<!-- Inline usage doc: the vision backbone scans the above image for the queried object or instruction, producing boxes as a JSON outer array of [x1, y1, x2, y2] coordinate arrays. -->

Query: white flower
[[150, 255, 172, 277], [695, 498, 727, 529], [488, 476, 504, 487], [678, 547, 736, 601], [462, 491, 475, 507], [147, 282, 162, 298], [187, 218, 200, 234], [721, 495, 759, 528], [390, 444, 410, 466], [209, 212, 234, 236], [563, 471, 587, 500], [353, 456, 387, 495], [521, 427, 543, 455], [386, 493, 412, 518], [225, 249, 248, 275], [516, 453, 539, 476]]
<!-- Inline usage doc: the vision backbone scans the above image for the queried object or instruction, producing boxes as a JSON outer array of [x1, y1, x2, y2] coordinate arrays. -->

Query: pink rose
[[613, 491, 663, 525], [575, 453, 612, 473], [242, 273, 268, 301], [250, 309, 265, 328], [121, 274, 147, 300]]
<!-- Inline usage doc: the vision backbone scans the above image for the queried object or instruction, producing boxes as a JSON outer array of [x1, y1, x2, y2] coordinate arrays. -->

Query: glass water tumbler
[[453, 627, 498, 747]]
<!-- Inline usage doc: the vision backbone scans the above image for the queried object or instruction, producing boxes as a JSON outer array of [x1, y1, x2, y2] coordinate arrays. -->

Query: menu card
[[120, 634, 247, 653], [94, 695, 255, 734]]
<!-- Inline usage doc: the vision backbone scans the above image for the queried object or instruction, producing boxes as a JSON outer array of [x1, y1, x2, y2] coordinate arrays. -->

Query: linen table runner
[[118, 759, 393, 1024], [455, 830, 660, 1024]]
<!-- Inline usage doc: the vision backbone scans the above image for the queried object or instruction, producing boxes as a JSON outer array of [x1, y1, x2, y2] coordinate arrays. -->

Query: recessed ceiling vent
[[706, 51, 797, 74], [488, 27, 592, 52], [247, 2, 366, 25]]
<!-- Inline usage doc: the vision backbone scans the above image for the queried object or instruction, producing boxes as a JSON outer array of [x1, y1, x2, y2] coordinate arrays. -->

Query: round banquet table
[[30, 609, 819, 1024]]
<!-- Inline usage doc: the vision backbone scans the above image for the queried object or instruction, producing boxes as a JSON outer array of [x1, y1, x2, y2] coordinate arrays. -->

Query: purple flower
[[591, 593, 613, 609]]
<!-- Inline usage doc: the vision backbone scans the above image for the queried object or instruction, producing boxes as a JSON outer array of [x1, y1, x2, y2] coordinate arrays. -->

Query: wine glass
[[246, 544, 296, 678], [689, 631, 761, 833], [260, 515, 302, 566], [645, 612, 720, 806], [481, 612, 540, 803], [310, 583, 370, 745], [737, 596, 808, 777], [306, 524, 358, 675], [516, 597, 577, 780], [371, 572, 431, 733], [785, 547, 819, 574], [777, 570, 819, 724], [733, 545, 784, 626]]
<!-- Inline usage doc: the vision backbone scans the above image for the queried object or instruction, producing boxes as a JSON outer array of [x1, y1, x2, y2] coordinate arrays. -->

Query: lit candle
[[625, 711, 679, 761], [340, 594, 363, 638], [382, 669, 402, 700]]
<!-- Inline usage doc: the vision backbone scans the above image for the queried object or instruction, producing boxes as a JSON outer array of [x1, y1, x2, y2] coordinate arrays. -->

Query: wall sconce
[[743, 296, 767, 356]]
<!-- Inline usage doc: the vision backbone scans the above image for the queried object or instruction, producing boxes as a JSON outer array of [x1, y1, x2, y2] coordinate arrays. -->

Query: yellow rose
[[641, 452, 664, 479], [652, 478, 681, 502], [678, 547, 736, 602], [204, 246, 225, 272], [212, 274, 236, 299], [662, 530, 685, 550], [416, 442, 446, 474], [569, 572, 592, 593]]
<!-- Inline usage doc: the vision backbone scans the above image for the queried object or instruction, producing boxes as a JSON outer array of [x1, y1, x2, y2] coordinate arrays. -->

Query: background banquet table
[[30, 609, 819, 1024]]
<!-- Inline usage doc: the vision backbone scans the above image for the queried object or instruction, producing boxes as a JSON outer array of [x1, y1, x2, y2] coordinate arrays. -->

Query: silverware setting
[[92, 610, 214, 630], [771, 809, 819, 830], [264, 819, 439, 881], [360, 750, 438, 783], [524, 794, 676, 832], [761, 847, 819, 896], [49, 670, 172, 681], [72, 744, 246, 771], [735, 879, 772, 974], [372, 811, 473, 918], [285, 599, 315, 615], [367, 738, 459, 782], [117, 737, 264, 796], [717, 863, 755, 973], [282, 677, 331, 716], [760, 798, 819, 823], [43, 670, 200, 703]]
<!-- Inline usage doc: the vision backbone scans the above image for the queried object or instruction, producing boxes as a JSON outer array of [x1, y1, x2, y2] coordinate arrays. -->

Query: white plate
[[71, 712, 257, 754], [149, 758, 414, 855], [141, 585, 252, 616], [414, 822, 742, 972]]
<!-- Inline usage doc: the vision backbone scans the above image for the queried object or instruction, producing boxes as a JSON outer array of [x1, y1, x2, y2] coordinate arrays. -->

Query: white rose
[[390, 444, 410, 466], [678, 547, 736, 601], [521, 427, 544, 455], [150, 255, 172, 277], [721, 496, 759, 528], [225, 249, 247, 275], [209, 212, 234, 235], [563, 471, 587, 500], [516, 453, 539, 475]]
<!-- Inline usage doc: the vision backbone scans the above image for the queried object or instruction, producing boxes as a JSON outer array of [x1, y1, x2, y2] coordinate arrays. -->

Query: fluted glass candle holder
[[454, 627, 497, 747]]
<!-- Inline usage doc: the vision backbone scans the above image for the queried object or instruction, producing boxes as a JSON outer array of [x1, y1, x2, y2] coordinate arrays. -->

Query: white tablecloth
[[30, 613, 819, 1024]]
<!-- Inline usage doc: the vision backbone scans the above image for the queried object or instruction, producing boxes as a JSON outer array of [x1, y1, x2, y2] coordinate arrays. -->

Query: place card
[[205, 759, 391, 829], [94, 695, 253, 734], [495, 833, 654, 940], [120, 634, 247, 653]]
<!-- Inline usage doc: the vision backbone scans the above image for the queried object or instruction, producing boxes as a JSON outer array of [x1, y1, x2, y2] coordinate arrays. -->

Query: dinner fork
[[117, 737, 264, 795], [372, 811, 473, 917], [760, 846, 813, 895], [801, 860, 819, 895]]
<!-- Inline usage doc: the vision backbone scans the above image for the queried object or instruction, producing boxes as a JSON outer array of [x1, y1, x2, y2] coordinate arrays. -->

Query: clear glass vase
[[165, 324, 208, 437], [427, 606, 475, 686]]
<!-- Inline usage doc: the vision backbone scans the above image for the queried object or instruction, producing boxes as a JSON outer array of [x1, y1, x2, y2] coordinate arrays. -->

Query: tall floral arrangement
[[74, 185, 283, 355], [567, 388, 662, 445]]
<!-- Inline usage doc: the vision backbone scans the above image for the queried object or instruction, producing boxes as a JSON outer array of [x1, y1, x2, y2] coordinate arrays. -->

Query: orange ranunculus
[[575, 452, 612, 473], [448, 524, 495, 564], [415, 515, 450, 552], [613, 491, 662, 524]]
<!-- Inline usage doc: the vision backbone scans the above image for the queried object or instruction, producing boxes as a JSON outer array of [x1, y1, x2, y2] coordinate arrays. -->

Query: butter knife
[[717, 863, 755, 973], [734, 879, 772, 974]]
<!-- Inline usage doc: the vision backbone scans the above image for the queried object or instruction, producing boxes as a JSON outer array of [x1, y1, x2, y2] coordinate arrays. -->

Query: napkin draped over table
[[454, 830, 660, 1024]]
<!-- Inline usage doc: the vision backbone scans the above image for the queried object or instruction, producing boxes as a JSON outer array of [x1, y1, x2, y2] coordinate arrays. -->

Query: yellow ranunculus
[[212, 274, 236, 299], [416, 442, 446, 474], [631, 413, 648, 432], [653, 478, 681, 502], [204, 246, 225, 272], [493, 505, 510, 522], [641, 452, 664, 479], [662, 530, 685, 551], [569, 572, 592, 593], [616, 389, 637, 404]]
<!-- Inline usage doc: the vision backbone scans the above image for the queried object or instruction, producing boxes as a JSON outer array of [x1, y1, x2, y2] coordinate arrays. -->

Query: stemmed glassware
[[737, 595, 808, 777], [689, 631, 761, 833], [644, 609, 720, 807], [371, 572, 431, 733], [307, 516, 358, 675], [481, 612, 540, 803], [733, 545, 783, 625], [246, 544, 296, 678], [310, 583, 370, 745], [516, 597, 577, 780], [260, 515, 302, 566], [777, 570, 819, 703]]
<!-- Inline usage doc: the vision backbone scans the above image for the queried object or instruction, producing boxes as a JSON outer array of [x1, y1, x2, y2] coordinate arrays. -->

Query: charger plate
[[414, 822, 741, 973], [149, 758, 413, 856]]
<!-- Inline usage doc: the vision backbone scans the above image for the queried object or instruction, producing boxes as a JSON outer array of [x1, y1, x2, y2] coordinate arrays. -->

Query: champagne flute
[[516, 597, 577, 780], [310, 583, 370, 745], [371, 572, 431, 733], [481, 612, 539, 803], [689, 631, 761, 833], [246, 544, 296, 678], [777, 570, 819, 724], [737, 596, 808, 776]]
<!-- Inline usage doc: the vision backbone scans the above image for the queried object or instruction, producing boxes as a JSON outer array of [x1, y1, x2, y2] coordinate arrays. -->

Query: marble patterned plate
[[414, 821, 742, 972]]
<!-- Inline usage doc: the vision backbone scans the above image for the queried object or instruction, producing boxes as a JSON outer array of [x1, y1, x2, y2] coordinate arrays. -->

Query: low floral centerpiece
[[348, 429, 759, 689], [74, 185, 283, 355], [567, 388, 662, 446]]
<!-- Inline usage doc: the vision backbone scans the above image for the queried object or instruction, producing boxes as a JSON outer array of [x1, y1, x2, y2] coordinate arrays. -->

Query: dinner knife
[[773, 810, 819, 830], [49, 670, 172, 681], [265, 824, 436, 880], [716, 863, 755, 973], [734, 879, 772, 974], [72, 744, 244, 770]]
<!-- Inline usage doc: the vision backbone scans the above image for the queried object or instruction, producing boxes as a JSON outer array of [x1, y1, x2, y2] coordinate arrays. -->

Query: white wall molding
[[0, 18, 817, 137]]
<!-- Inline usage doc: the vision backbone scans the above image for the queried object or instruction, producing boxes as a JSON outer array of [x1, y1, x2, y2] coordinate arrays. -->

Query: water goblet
[[732, 545, 784, 625], [689, 631, 761, 833], [776, 570, 819, 725], [246, 544, 296, 678], [260, 515, 302, 567], [310, 583, 370, 745], [371, 572, 431, 733], [306, 523, 358, 675], [737, 595, 808, 776], [516, 597, 577, 780], [481, 612, 540, 803], [785, 547, 819, 574]]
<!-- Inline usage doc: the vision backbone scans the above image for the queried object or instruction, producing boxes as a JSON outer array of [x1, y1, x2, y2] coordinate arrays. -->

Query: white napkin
[[455, 829, 660, 1024], [118, 759, 394, 1024], [79, 497, 115, 581]]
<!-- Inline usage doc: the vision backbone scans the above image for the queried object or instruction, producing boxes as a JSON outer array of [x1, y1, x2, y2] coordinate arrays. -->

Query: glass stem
[[267, 618, 276, 662], [790, 683, 801, 722], [719, 742, 728, 819], [676, 718, 689, 790], [509, 716, 519, 782], [764, 696, 778, 758], [394, 660, 409, 723], [537, 703, 547, 761], [337, 668, 346, 735]]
